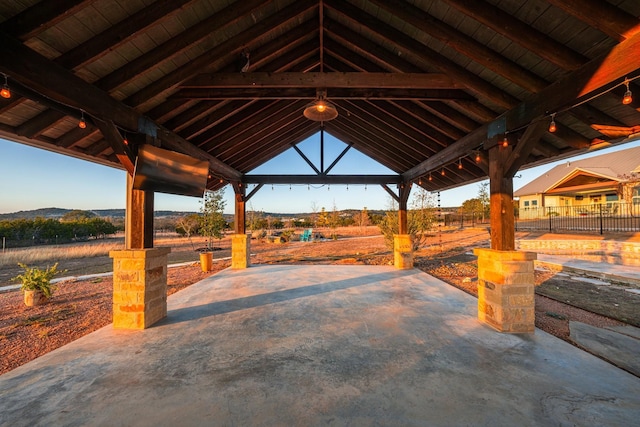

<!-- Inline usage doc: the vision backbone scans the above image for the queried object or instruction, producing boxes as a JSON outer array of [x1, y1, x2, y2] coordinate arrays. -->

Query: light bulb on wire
[[78, 111, 87, 129], [623, 79, 633, 105], [0, 74, 10, 99], [549, 113, 557, 133]]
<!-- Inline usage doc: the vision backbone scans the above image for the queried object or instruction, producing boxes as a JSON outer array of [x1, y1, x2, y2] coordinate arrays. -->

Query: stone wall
[[517, 239, 640, 266]]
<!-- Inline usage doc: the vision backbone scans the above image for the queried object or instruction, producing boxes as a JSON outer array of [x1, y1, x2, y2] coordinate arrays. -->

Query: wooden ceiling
[[1, 0, 639, 193]]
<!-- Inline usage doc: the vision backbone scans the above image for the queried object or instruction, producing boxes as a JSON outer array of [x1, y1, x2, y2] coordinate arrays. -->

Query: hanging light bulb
[[418, 177, 422, 185], [475, 151, 481, 163], [0, 74, 11, 99], [123, 135, 129, 146], [289, 184, 291, 191], [441, 168, 445, 176], [346, 184, 349, 191], [502, 135, 508, 148], [623, 79, 633, 105], [428, 173, 432, 181], [78, 111, 87, 129], [458, 158, 463, 169], [364, 184, 367, 191], [549, 113, 557, 133]]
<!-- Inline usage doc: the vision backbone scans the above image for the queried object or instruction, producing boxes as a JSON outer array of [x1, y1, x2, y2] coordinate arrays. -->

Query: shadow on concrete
[[158, 268, 421, 325]]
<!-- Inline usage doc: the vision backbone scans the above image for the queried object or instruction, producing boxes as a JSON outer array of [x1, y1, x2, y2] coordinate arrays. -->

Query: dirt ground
[[1, 227, 638, 375]]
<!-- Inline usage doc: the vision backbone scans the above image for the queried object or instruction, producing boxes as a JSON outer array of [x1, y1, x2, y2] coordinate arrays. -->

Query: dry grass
[[0, 240, 125, 267]]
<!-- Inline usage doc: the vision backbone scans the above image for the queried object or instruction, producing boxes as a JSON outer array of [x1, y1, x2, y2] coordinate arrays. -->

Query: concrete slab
[[536, 254, 640, 286], [605, 325, 640, 340], [1, 265, 639, 426], [570, 321, 640, 377]]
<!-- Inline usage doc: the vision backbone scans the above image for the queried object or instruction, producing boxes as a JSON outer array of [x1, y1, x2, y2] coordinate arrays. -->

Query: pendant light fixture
[[303, 90, 338, 122]]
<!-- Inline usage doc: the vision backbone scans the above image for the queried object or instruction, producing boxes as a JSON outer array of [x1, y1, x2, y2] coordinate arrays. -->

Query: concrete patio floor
[[1, 265, 639, 426]]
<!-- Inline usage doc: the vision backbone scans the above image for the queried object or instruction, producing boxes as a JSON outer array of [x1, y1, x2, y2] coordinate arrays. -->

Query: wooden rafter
[[441, 0, 587, 71]]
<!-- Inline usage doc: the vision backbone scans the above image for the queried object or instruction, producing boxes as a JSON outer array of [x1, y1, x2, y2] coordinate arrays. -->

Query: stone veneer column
[[109, 247, 171, 329], [474, 248, 537, 333], [231, 234, 250, 269], [394, 234, 413, 269]]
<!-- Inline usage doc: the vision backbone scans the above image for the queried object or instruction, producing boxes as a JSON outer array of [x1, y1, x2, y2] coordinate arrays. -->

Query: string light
[[428, 173, 432, 181], [289, 184, 291, 191], [123, 134, 128, 146], [78, 111, 87, 129], [548, 113, 557, 133], [418, 177, 422, 185], [623, 78, 633, 105], [441, 168, 445, 176], [458, 158, 463, 169], [502, 134, 508, 148], [0, 74, 10, 99], [475, 151, 481, 163], [346, 184, 349, 191], [364, 184, 367, 191]]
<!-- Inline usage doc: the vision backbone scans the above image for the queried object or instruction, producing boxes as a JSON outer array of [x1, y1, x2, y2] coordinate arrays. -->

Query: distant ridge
[[0, 207, 388, 220], [0, 208, 197, 220]]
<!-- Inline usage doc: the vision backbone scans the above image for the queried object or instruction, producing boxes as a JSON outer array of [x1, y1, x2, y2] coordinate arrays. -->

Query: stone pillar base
[[231, 234, 251, 269], [474, 248, 536, 333], [109, 247, 171, 329], [394, 234, 413, 269]]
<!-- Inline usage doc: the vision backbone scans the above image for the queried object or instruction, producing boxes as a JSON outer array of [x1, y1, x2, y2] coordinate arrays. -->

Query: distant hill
[[0, 208, 198, 220]]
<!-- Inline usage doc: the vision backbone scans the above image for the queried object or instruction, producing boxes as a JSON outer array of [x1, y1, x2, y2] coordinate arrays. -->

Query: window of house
[[606, 194, 618, 202], [524, 201, 530, 207], [531, 200, 537, 206]]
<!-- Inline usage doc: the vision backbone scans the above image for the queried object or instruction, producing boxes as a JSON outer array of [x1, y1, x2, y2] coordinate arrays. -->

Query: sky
[[1, 134, 639, 215]]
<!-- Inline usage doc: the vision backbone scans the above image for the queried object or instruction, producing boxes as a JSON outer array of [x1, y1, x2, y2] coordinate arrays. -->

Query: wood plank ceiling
[[0, 0, 639, 193]]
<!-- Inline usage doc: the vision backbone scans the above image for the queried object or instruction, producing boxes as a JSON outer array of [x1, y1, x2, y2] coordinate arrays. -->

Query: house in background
[[514, 146, 640, 219]]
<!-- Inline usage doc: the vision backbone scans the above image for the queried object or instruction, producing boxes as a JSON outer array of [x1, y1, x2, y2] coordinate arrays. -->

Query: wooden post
[[398, 182, 410, 234], [234, 182, 246, 235], [394, 182, 413, 269], [232, 181, 250, 269], [125, 173, 154, 249], [488, 145, 515, 251]]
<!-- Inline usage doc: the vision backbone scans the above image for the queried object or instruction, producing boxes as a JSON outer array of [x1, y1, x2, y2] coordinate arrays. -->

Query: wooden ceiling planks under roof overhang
[[0, 0, 640, 193]]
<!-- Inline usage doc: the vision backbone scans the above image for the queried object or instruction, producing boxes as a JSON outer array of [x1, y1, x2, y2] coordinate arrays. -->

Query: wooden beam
[[505, 121, 548, 177], [0, 0, 97, 40], [184, 72, 459, 89], [56, 0, 196, 70], [93, 120, 135, 175], [325, 0, 518, 109], [124, 0, 318, 109], [94, 0, 271, 93], [442, 0, 587, 71], [403, 27, 640, 182], [0, 32, 242, 180], [244, 175, 402, 185], [545, 0, 639, 42], [172, 87, 474, 100], [15, 110, 66, 139], [368, 0, 548, 93]]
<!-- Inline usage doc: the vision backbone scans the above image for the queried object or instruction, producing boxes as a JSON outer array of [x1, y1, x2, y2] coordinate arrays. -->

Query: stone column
[[474, 248, 536, 333], [231, 234, 250, 269], [394, 234, 413, 269], [110, 247, 171, 329]]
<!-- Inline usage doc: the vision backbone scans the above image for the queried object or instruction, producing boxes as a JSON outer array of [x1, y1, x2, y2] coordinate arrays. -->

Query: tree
[[316, 207, 330, 227], [378, 187, 435, 251], [61, 210, 95, 222], [199, 189, 227, 250], [478, 181, 489, 222], [353, 207, 371, 234], [176, 213, 201, 249]]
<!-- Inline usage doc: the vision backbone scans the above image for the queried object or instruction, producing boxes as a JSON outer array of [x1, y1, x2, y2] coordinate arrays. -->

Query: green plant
[[12, 263, 63, 298]]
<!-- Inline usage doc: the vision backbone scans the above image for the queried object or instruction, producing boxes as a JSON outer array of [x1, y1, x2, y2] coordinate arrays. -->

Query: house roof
[[514, 145, 640, 196], [1, 1, 640, 193]]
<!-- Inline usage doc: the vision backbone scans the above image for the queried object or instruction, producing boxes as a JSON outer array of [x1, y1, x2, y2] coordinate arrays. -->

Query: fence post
[[548, 207, 552, 232], [599, 204, 603, 235]]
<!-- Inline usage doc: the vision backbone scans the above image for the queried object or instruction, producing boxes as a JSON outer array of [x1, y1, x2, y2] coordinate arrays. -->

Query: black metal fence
[[516, 202, 640, 233]]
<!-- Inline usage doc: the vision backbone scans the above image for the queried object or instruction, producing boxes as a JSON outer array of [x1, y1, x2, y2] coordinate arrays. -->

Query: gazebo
[[1, 0, 640, 332]]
